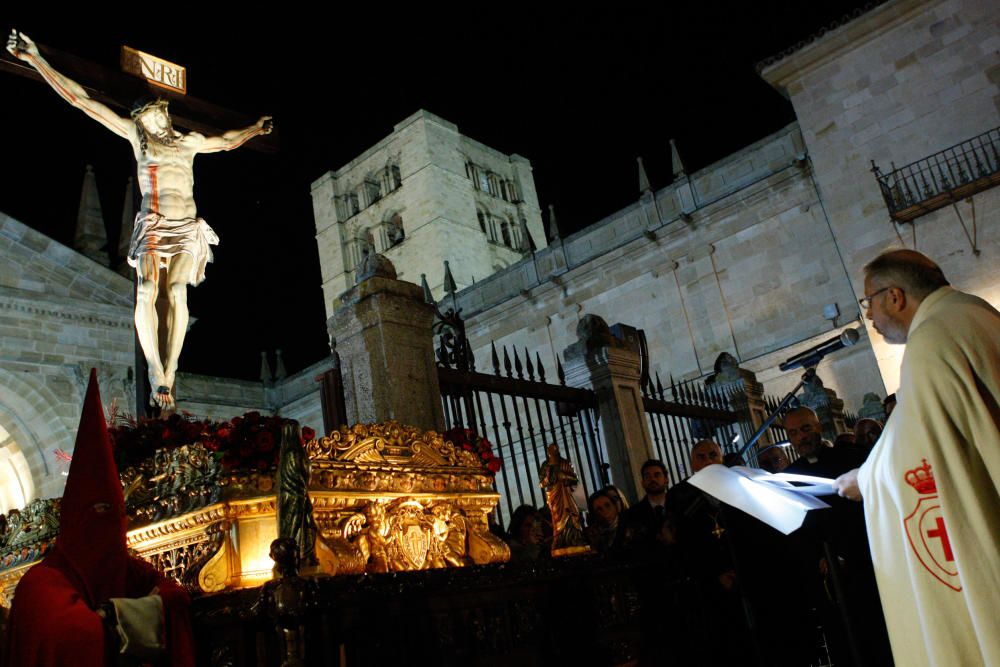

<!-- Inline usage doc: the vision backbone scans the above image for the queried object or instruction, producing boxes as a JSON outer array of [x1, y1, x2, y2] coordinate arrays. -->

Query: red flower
[[216, 427, 232, 441], [487, 459, 501, 473], [301, 426, 316, 441], [255, 431, 276, 452], [161, 429, 172, 440]]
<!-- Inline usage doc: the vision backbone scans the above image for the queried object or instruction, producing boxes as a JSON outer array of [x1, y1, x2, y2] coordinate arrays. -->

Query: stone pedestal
[[707, 353, 770, 446], [562, 316, 654, 501], [800, 373, 847, 441], [327, 265, 444, 432]]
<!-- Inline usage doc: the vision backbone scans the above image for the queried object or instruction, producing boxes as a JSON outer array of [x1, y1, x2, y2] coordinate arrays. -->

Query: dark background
[[0, 4, 870, 380]]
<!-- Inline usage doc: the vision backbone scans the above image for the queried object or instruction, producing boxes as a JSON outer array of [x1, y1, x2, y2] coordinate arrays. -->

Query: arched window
[[507, 216, 520, 249], [0, 422, 34, 514], [386, 213, 405, 247], [477, 210, 488, 237], [500, 221, 512, 247], [391, 165, 402, 190]]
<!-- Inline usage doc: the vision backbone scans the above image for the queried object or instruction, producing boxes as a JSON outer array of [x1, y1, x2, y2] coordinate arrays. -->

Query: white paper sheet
[[687, 465, 832, 535]]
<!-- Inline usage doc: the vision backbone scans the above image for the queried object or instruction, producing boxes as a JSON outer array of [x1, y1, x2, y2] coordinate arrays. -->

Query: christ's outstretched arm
[[7, 30, 133, 139]]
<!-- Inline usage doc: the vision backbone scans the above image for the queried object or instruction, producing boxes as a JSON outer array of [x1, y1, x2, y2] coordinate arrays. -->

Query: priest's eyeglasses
[[859, 286, 892, 309]]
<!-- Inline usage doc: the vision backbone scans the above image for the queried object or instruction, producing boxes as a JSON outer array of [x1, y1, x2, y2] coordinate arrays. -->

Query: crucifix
[[5, 30, 275, 414]]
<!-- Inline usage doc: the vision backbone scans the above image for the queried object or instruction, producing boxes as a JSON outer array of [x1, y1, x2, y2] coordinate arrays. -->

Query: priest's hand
[[835, 468, 862, 501]]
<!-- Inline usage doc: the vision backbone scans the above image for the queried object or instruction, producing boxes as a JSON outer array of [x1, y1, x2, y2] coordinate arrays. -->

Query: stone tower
[[310, 110, 546, 317]]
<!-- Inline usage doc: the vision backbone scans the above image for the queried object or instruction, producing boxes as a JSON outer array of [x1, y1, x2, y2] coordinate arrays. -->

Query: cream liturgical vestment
[[859, 287, 1000, 666]]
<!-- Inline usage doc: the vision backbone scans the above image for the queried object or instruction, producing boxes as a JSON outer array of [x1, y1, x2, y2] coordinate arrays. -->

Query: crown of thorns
[[130, 98, 169, 119]]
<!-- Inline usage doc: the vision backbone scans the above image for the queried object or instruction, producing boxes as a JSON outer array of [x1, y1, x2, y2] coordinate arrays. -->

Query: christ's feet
[[150, 385, 175, 411]]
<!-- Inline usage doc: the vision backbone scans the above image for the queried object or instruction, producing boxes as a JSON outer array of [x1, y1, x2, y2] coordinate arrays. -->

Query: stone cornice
[[0, 285, 133, 328], [760, 0, 933, 93]]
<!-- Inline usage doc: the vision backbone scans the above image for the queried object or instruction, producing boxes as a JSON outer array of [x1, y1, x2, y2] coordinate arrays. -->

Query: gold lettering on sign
[[121, 46, 187, 94]]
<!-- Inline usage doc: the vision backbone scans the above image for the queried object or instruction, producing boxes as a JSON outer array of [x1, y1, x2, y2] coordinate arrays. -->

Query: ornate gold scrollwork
[[313, 497, 508, 574], [0, 421, 509, 606], [120, 444, 222, 525], [303, 421, 509, 575]]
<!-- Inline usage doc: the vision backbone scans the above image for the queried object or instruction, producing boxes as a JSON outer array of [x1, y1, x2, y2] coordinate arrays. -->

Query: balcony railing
[[872, 126, 1000, 223]]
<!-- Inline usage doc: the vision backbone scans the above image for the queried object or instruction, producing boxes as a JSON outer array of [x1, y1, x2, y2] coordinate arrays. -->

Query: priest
[[835, 250, 1000, 665]]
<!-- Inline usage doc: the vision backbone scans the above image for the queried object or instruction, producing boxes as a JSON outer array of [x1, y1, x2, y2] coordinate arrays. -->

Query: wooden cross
[[1, 37, 278, 153]]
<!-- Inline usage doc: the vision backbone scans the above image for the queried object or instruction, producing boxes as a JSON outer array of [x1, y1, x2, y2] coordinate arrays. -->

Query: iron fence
[[872, 125, 1000, 223], [437, 345, 606, 531], [641, 374, 745, 484]]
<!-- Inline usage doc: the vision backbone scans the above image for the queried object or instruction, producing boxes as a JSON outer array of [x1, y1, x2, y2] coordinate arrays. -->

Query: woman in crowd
[[586, 490, 624, 552], [505, 504, 545, 560]]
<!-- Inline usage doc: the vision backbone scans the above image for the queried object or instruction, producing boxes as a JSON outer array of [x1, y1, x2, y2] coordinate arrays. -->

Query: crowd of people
[[498, 410, 892, 666], [494, 250, 1000, 666]]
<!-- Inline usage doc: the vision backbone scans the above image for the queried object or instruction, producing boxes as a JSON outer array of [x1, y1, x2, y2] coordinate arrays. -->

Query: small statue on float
[[539, 443, 592, 557], [276, 423, 319, 570]]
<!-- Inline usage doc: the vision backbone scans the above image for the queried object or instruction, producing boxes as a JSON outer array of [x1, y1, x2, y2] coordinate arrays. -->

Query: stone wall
[[0, 213, 135, 500], [761, 0, 1000, 392], [174, 356, 334, 431], [455, 125, 886, 412], [311, 111, 546, 313]]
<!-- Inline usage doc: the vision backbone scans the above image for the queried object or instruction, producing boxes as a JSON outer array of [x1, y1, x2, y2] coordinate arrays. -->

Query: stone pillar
[[706, 353, 769, 446], [562, 316, 654, 502], [799, 373, 847, 441], [326, 256, 444, 431]]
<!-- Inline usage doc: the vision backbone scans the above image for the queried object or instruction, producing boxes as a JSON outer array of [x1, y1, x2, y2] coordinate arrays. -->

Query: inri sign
[[120, 46, 186, 94]]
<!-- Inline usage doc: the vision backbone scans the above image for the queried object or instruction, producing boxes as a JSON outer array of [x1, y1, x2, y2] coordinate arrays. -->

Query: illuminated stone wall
[[311, 110, 547, 313], [761, 0, 1000, 392], [0, 213, 135, 501], [455, 124, 887, 412]]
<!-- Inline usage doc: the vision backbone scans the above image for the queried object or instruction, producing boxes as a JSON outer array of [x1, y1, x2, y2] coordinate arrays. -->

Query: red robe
[[5, 549, 193, 666], [3, 369, 195, 666]]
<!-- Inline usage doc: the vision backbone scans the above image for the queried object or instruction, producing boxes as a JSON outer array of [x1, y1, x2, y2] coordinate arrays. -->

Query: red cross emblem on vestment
[[903, 459, 962, 592]]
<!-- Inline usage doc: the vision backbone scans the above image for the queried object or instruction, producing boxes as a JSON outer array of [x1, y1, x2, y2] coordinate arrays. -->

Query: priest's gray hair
[[864, 250, 950, 301]]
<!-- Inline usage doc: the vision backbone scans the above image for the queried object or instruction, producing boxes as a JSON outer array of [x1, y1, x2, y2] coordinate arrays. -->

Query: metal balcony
[[872, 126, 1000, 223]]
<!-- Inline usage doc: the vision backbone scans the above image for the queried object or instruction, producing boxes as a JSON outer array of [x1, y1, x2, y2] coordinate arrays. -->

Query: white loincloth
[[126, 213, 219, 286]]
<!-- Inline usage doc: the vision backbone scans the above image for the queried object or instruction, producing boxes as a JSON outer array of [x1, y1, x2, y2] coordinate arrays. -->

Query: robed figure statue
[[539, 443, 592, 557]]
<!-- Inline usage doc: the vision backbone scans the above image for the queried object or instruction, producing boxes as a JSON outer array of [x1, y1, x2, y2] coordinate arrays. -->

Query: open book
[[686, 465, 836, 535]]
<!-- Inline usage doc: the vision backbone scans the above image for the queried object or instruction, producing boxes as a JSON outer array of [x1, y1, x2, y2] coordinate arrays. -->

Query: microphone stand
[[729, 364, 866, 666], [735, 366, 816, 462]]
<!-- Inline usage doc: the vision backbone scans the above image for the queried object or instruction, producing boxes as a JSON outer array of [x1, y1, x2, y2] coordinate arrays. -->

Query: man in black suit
[[622, 459, 670, 549]]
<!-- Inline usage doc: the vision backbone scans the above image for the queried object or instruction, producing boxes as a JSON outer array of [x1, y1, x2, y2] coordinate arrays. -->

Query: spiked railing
[[426, 262, 606, 529], [641, 374, 746, 483], [872, 126, 1000, 223], [437, 343, 605, 530]]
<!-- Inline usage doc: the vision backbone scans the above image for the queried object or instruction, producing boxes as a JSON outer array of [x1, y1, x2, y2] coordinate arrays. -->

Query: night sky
[[1, 4, 869, 381]]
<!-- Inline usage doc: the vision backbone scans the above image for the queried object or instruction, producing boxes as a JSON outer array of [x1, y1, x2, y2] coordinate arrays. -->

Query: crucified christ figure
[[8, 30, 272, 411]]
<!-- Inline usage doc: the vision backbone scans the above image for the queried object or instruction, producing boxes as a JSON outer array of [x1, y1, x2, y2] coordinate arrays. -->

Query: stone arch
[[0, 368, 79, 501]]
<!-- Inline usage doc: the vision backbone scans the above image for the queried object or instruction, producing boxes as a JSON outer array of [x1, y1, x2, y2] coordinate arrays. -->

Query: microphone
[[779, 328, 860, 372]]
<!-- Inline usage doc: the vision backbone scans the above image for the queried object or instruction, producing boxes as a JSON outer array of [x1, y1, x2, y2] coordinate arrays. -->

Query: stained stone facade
[[0, 213, 135, 501], [454, 123, 886, 410], [0, 212, 333, 508], [761, 0, 1000, 393], [310, 110, 547, 311]]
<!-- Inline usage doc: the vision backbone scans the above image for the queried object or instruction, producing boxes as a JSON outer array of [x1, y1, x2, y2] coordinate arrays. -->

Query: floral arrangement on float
[[442, 427, 502, 475], [108, 409, 314, 473], [107, 409, 316, 525]]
